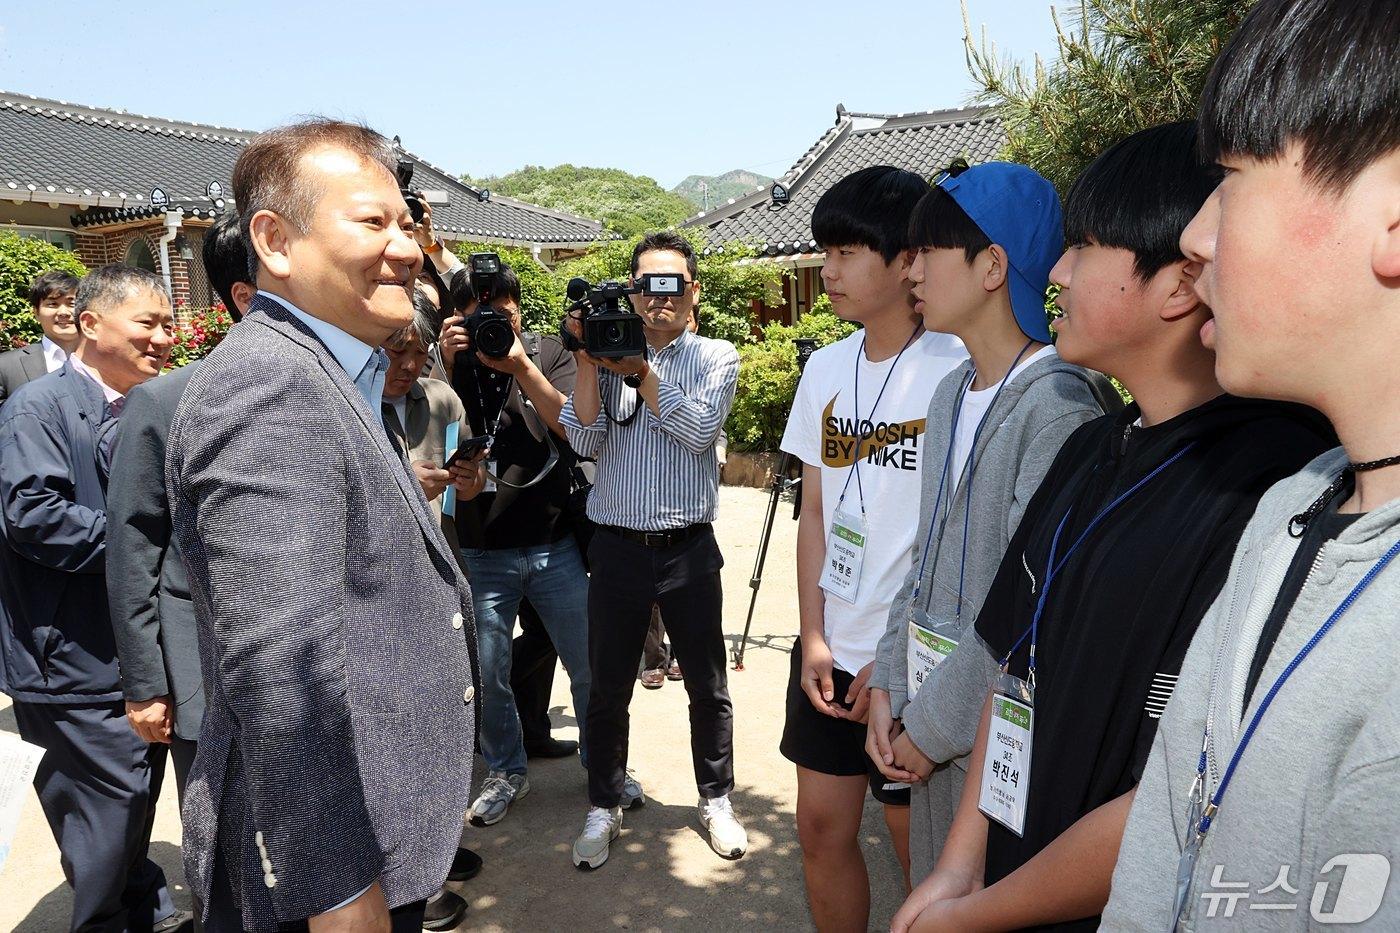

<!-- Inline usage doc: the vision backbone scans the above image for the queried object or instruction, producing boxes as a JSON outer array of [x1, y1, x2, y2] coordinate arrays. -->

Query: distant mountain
[[672, 169, 773, 211], [463, 164, 694, 238]]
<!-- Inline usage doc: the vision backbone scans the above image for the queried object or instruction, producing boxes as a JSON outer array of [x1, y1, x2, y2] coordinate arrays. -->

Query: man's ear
[[981, 244, 1009, 293], [231, 282, 257, 315], [78, 308, 102, 341], [248, 209, 293, 282], [1373, 152, 1400, 280], [690, 277, 702, 306], [1158, 258, 1204, 322]]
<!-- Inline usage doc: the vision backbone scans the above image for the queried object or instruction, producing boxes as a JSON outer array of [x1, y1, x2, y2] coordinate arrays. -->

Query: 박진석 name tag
[[978, 677, 1034, 837], [907, 607, 959, 699], [820, 507, 867, 603]]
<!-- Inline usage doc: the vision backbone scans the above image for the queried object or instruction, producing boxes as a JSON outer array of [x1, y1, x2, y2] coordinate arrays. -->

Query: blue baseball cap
[[936, 162, 1063, 343]]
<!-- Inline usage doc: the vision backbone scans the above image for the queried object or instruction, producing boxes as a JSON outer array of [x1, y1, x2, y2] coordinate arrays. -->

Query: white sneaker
[[619, 769, 645, 810], [698, 795, 747, 860], [572, 805, 622, 869], [468, 771, 529, 827]]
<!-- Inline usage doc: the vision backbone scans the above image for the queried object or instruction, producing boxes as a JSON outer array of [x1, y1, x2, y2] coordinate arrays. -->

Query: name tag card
[[979, 686, 1034, 837], [907, 608, 959, 699], [820, 508, 867, 603]]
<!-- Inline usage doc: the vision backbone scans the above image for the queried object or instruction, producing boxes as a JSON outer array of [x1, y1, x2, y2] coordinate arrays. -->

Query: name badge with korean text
[[906, 607, 959, 699], [820, 508, 867, 603], [483, 459, 499, 494], [978, 676, 1034, 837]]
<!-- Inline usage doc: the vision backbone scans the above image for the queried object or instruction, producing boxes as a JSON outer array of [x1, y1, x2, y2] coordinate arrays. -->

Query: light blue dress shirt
[[260, 292, 388, 412]]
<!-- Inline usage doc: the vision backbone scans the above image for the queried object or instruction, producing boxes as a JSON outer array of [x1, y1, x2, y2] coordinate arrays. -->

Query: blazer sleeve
[[172, 368, 382, 919], [106, 384, 174, 702], [0, 410, 106, 573]]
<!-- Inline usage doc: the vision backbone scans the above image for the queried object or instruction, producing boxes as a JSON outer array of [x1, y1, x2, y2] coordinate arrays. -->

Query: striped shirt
[[561, 328, 739, 531]]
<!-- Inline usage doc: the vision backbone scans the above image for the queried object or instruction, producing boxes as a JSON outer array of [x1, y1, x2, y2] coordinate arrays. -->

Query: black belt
[[600, 522, 711, 549]]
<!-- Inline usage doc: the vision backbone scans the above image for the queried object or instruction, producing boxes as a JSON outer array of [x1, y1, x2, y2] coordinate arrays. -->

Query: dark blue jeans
[[461, 536, 591, 775]]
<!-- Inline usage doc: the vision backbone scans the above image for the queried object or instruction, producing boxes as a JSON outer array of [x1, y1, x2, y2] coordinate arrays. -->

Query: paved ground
[[0, 485, 905, 931]]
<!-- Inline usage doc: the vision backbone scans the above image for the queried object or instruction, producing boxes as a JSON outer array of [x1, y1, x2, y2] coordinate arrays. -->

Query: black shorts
[[780, 644, 911, 807]]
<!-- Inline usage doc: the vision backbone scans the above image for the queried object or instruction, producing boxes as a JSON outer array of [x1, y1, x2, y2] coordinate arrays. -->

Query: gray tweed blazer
[[166, 295, 476, 932]]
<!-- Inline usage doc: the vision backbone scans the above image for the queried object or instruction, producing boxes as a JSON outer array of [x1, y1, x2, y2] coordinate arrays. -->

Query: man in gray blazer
[[166, 120, 476, 933], [107, 212, 253, 802], [0, 270, 81, 405]]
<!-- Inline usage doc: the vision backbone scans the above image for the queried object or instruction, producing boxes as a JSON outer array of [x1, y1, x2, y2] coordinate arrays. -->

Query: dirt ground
[[0, 485, 905, 932]]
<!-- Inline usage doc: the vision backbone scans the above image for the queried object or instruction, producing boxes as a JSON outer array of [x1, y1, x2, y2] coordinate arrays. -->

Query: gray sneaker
[[619, 769, 645, 810], [468, 771, 529, 827], [572, 805, 622, 870]]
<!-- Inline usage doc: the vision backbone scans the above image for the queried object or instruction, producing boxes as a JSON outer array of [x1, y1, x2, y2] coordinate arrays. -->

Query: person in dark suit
[[0, 263, 189, 933], [107, 212, 253, 805], [0, 269, 81, 405], [166, 120, 477, 933]]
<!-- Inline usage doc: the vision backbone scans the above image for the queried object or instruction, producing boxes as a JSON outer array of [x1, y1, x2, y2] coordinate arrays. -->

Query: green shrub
[[727, 307, 856, 451], [0, 233, 87, 348]]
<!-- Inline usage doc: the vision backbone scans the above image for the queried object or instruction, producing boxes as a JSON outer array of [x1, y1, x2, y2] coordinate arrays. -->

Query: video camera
[[559, 274, 686, 359], [463, 252, 516, 359]]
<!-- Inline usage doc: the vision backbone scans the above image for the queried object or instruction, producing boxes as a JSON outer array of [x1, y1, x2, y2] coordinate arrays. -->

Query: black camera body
[[395, 159, 426, 224], [559, 274, 685, 360], [464, 252, 515, 359]]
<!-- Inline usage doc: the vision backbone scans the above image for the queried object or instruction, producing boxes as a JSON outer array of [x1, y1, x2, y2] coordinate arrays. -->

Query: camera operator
[[441, 261, 596, 829], [560, 231, 746, 870]]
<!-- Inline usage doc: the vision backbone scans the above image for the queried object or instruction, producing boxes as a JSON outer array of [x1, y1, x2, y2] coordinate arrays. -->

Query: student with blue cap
[[866, 158, 1122, 892]]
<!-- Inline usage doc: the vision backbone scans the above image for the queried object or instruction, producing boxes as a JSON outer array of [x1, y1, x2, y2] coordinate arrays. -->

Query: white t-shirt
[[781, 328, 966, 674], [950, 346, 1058, 480]]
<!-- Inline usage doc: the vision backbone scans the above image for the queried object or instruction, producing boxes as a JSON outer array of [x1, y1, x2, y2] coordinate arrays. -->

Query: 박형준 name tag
[[978, 684, 1033, 837], [820, 507, 867, 603], [907, 608, 958, 699]]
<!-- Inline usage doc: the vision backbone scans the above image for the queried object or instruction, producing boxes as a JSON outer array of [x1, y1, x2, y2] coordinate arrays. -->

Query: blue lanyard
[[1000, 440, 1198, 678], [911, 341, 1035, 619], [835, 325, 922, 517], [1190, 535, 1400, 842]]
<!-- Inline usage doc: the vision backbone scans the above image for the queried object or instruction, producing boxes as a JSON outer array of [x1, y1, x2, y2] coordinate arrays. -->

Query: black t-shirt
[[452, 334, 578, 550], [972, 397, 1334, 932], [1244, 475, 1362, 708]]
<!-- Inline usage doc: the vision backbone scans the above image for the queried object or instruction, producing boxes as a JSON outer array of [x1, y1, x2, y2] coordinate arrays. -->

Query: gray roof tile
[[684, 105, 1006, 256], [0, 91, 608, 246]]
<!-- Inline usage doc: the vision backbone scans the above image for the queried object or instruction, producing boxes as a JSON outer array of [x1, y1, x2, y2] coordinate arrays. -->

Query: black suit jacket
[[107, 363, 204, 739], [0, 343, 49, 406]]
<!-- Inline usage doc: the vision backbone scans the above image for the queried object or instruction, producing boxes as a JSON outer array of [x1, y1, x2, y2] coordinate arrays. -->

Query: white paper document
[[0, 733, 45, 874]]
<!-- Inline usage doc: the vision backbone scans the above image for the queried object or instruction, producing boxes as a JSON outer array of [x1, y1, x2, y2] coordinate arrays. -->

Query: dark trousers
[[13, 699, 176, 933], [170, 736, 197, 807], [643, 605, 668, 672], [584, 527, 733, 807], [511, 598, 557, 746]]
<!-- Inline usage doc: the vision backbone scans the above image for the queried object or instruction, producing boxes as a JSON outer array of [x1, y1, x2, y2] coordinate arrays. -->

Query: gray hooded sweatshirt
[[869, 351, 1120, 880], [1104, 447, 1400, 930]]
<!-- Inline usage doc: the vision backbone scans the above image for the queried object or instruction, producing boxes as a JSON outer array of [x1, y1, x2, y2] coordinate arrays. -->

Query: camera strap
[[475, 366, 565, 492], [601, 367, 646, 427]]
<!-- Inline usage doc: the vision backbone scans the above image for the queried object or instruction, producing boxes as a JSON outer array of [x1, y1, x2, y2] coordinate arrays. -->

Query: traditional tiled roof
[[683, 104, 1006, 257], [0, 91, 608, 247]]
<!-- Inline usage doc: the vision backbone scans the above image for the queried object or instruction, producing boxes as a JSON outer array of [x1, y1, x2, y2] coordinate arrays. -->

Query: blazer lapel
[[247, 298, 456, 570], [21, 344, 47, 382]]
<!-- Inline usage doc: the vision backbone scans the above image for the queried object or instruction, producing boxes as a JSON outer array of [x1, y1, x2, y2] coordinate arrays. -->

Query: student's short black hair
[[1064, 121, 1220, 282], [812, 165, 928, 263], [1199, 0, 1400, 190], [907, 160, 992, 264], [495, 262, 522, 305], [27, 270, 79, 308], [202, 212, 251, 322], [630, 231, 698, 281]]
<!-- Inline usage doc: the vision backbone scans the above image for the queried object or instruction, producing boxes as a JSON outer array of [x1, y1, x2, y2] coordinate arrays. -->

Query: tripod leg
[[733, 453, 793, 670]]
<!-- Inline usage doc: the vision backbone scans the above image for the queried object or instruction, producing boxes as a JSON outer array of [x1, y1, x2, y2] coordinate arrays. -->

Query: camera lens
[[603, 322, 624, 346]]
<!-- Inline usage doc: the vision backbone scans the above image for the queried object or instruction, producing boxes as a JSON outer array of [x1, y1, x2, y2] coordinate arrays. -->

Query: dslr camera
[[559, 274, 686, 359], [395, 159, 427, 224], [463, 252, 516, 359]]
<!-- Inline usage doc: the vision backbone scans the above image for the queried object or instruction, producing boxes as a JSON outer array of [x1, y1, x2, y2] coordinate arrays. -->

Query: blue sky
[[0, 1, 1060, 189]]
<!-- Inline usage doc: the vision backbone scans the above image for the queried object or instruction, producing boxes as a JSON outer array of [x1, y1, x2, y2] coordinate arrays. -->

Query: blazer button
[[264, 872, 277, 889], [463, 685, 475, 704], [452, 612, 464, 630], [255, 831, 264, 846], [261, 857, 274, 873]]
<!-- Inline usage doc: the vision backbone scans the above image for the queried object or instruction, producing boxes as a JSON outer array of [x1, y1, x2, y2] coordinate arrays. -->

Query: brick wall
[[70, 223, 198, 315]]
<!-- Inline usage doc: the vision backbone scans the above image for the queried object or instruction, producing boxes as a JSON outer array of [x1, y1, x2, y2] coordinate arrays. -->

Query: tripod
[[731, 337, 819, 671]]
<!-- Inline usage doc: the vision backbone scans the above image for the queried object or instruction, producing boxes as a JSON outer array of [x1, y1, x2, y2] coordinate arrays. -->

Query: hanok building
[[683, 104, 1005, 326], [0, 90, 608, 310]]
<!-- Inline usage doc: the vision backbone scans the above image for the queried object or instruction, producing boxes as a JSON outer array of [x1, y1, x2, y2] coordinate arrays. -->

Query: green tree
[[965, 0, 1255, 192], [0, 233, 87, 348], [467, 164, 696, 238]]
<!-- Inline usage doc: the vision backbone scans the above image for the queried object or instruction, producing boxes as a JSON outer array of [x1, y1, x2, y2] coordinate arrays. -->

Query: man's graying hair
[[232, 118, 399, 280], [75, 264, 168, 316]]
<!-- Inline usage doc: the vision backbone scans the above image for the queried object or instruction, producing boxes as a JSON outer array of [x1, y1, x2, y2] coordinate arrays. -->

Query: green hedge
[[727, 298, 856, 452], [0, 233, 87, 348]]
